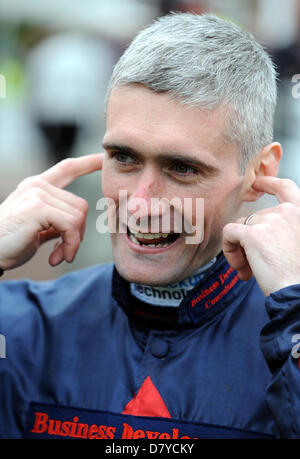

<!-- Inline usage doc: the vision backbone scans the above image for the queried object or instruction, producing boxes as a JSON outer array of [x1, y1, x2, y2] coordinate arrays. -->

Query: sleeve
[[0, 279, 41, 438], [260, 284, 300, 439]]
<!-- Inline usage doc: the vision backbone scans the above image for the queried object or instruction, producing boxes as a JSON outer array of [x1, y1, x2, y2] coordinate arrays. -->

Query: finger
[[18, 187, 87, 242], [222, 223, 253, 280], [252, 176, 300, 205], [38, 205, 82, 263], [236, 213, 261, 225], [49, 240, 65, 266], [16, 178, 89, 215], [38, 228, 61, 245], [39, 153, 104, 189], [236, 201, 297, 225], [38, 189, 87, 240]]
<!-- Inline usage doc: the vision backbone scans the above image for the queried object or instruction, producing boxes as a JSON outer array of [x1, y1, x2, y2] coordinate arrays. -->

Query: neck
[[130, 258, 217, 307]]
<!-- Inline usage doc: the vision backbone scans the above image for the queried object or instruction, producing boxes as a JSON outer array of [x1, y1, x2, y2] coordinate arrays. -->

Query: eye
[[114, 152, 136, 164], [172, 162, 198, 175]]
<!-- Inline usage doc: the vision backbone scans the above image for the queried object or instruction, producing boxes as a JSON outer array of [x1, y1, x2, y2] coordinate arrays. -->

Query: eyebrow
[[102, 142, 220, 175]]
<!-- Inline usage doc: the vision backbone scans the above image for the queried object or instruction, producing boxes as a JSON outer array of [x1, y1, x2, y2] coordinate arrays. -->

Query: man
[[0, 13, 300, 439]]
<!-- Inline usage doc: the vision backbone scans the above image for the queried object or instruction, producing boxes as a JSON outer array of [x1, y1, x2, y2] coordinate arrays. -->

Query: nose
[[127, 167, 166, 233], [128, 166, 161, 210]]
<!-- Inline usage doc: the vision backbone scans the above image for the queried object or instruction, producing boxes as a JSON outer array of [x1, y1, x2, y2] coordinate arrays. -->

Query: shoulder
[[0, 263, 115, 329], [0, 264, 120, 404], [28, 262, 114, 297]]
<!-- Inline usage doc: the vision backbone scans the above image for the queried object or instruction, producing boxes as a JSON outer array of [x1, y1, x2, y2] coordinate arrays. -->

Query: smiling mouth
[[127, 227, 180, 248]]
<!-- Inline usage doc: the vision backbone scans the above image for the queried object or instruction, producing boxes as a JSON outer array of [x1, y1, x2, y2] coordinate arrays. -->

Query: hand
[[222, 176, 300, 296], [0, 154, 104, 271]]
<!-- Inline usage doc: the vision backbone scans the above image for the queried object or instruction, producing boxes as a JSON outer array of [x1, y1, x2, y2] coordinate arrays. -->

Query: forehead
[[104, 85, 236, 164]]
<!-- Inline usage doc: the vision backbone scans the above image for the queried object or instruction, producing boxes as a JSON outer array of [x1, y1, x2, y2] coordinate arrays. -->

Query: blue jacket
[[0, 253, 299, 439]]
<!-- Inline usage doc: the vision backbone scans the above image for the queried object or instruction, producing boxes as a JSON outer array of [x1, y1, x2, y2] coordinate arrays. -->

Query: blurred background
[[0, 0, 300, 281]]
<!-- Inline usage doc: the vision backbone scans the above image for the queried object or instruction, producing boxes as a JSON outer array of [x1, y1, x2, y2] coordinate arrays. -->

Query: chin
[[114, 261, 174, 286]]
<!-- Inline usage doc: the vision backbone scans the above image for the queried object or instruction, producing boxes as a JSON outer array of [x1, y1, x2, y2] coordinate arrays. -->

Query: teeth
[[129, 232, 170, 247], [142, 242, 169, 247], [134, 232, 169, 239], [129, 233, 139, 244]]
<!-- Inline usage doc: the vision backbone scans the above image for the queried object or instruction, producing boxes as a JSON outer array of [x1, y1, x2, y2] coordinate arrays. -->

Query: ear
[[241, 142, 282, 202]]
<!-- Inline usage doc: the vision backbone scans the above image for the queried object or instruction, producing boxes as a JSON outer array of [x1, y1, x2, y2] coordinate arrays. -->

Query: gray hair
[[106, 12, 278, 173]]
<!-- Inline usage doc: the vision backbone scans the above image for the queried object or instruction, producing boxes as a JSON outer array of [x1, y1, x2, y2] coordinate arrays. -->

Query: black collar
[[112, 253, 250, 330]]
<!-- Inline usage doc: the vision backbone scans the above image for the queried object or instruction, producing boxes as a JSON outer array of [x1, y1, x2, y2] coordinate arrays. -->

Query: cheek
[[200, 184, 231, 222], [101, 161, 127, 201], [203, 199, 223, 230], [101, 164, 114, 199], [203, 181, 244, 228]]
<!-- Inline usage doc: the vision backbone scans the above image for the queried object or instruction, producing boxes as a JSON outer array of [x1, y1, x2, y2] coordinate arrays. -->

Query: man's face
[[101, 85, 249, 286]]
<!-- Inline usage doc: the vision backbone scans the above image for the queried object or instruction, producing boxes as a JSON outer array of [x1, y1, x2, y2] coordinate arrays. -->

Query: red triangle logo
[[122, 376, 171, 418]]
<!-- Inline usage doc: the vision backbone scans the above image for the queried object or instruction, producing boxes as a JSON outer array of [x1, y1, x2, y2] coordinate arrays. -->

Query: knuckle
[[64, 208, 85, 232], [29, 186, 45, 197], [222, 222, 234, 235], [26, 193, 44, 210], [67, 214, 78, 229], [245, 225, 257, 237], [73, 212, 85, 230], [73, 216, 85, 234], [73, 207, 85, 223], [79, 212, 87, 227], [81, 199, 89, 214], [60, 158, 73, 167], [18, 176, 45, 191], [74, 235, 81, 248], [17, 176, 34, 191], [24, 187, 46, 207], [60, 158, 75, 173], [247, 223, 267, 239], [265, 212, 281, 223], [74, 197, 89, 215]]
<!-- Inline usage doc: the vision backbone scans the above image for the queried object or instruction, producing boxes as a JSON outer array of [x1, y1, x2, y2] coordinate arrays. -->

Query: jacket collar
[[112, 253, 250, 329], [177, 252, 248, 326]]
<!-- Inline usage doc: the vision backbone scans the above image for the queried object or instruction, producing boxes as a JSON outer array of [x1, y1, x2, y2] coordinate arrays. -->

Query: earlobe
[[241, 142, 282, 203]]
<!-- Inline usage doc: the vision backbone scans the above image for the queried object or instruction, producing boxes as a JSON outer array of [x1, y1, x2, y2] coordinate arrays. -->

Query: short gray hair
[[107, 12, 278, 173]]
